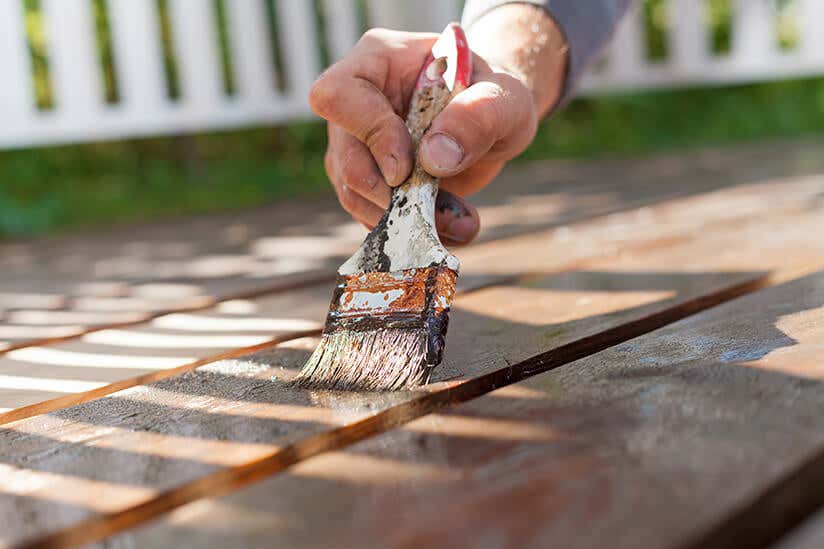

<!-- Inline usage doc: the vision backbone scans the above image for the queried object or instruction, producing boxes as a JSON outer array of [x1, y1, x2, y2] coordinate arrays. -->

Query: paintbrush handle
[[339, 24, 472, 276]]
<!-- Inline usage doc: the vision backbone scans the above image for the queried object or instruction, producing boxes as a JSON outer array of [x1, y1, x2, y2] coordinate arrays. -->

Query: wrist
[[466, 3, 568, 117]]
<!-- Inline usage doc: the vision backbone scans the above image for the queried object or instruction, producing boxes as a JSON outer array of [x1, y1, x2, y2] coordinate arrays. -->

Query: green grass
[[523, 77, 824, 159], [0, 124, 328, 236], [3, 76, 824, 239]]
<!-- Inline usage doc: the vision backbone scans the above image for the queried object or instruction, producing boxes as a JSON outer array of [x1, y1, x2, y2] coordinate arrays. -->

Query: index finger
[[308, 31, 435, 186]]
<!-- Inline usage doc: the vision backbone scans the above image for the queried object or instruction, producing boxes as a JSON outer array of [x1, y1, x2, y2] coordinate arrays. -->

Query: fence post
[[321, 0, 361, 61], [668, 0, 708, 76], [108, 0, 168, 114], [0, 0, 35, 127], [600, 1, 646, 86], [732, 0, 776, 66], [169, 0, 224, 112], [366, 0, 461, 32], [798, 0, 824, 62], [226, 0, 278, 101], [42, 0, 103, 115], [276, 0, 321, 111]]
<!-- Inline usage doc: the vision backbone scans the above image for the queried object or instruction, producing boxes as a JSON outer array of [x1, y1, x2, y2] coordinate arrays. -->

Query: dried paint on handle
[[339, 23, 473, 275]]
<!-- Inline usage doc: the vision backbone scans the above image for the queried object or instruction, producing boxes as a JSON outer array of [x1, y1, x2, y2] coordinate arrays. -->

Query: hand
[[309, 28, 542, 246]]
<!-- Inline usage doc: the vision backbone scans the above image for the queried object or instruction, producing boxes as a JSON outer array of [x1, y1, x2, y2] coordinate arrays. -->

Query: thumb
[[419, 75, 535, 178], [435, 190, 480, 246]]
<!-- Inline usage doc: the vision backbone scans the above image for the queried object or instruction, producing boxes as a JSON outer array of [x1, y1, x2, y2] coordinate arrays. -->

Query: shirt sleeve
[[462, 0, 633, 108]]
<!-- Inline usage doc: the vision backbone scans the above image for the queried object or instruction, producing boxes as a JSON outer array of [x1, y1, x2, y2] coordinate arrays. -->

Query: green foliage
[[213, 0, 235, 95], [643, 0, 668, 60], [707, 0, 732, 54], [23, 0, 52, 109], [525, 77, 824, 159], [92, 0, 118, 103], [0, 124, 328, 237]]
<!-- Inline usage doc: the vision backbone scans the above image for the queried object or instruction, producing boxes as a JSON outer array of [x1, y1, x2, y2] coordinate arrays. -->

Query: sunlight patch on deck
[[0, 375, 107, 393], [9, 415, 279, 466], [0, 463, 157, 511], [83, 329, 272, 349], [0, 325, 84, 339], [8, 310, 146, 325], [6, 347, 194, 370], [152, 313, 320, 332], [0, 292, 67, 310]]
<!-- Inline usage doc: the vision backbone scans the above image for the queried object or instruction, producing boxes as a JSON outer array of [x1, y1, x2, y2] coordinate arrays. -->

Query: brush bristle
[[293, 264, 456, 391], [294, 328, 431, 391]]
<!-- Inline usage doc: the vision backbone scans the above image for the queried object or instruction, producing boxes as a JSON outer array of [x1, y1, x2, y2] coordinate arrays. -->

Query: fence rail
[[0, 0, 822, 149]]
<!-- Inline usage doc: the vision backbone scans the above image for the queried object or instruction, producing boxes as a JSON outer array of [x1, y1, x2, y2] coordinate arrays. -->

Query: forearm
[[464, 0, 634, 115], [465, 4, 568, 118]]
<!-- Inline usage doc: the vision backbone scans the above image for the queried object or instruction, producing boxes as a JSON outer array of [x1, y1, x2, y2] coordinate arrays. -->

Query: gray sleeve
[[462, 0, 633, 107]]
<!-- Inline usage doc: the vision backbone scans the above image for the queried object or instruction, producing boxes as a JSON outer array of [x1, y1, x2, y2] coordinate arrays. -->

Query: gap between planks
[[10, 199, 824, 548]]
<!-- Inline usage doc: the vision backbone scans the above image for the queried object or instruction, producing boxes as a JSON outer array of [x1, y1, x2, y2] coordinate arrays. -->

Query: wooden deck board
[[3, 186, 824, 548], [3, 137, 822, 350], [0, 288, 329, 422], [0, 173, 820, 425], [107, 268, 824, 549]]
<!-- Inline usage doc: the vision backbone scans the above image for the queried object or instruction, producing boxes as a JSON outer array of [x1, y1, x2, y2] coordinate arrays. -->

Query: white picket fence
[[0, 0, 822, 149]]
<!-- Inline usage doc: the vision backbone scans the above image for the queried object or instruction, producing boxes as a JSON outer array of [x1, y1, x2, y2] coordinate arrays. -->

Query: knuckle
[[324, 150, 335, 178], [308, 74, 338, 117], [339, 158, 363, 189], [477, 84, 509, 137], [338, 185, 359, 212], [359, 27, 390, 46], [336, 145, 375, 192], [361, 113, 399, 150]]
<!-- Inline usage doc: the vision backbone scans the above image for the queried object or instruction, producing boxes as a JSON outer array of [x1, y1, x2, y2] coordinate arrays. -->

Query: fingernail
[[422, 133, 464, 172], [436, 191, 479, 244], [381, 154, 399, 186]]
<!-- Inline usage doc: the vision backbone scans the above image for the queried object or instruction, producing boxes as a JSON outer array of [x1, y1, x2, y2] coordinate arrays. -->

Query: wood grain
[[0, 172, 817, 424], [107, 268, 824, 549], [5, 191, 824, 548]]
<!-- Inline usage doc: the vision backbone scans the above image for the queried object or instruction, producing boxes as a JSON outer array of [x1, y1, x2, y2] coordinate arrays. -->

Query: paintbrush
[[295, 23, 473, 391]]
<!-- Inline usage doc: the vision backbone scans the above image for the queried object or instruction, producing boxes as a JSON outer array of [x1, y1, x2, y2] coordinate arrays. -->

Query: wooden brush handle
[[338, 24, 472, 275], [402, 23, 472, 187]]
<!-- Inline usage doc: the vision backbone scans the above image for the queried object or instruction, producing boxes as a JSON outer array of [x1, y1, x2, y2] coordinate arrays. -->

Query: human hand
[[309, 27, 543, 246]]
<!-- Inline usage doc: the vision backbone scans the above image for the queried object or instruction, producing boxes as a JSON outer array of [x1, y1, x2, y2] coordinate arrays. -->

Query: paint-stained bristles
[[294, 264, 456, 391], [295, 328, 431, 391]]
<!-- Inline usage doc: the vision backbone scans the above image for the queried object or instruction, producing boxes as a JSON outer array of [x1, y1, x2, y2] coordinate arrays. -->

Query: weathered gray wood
[[0, 173, 818, 422], [3, 137, 822, 350], [107, 268, 824, 549], [5, 192, 824, 548], [0, 288, 330, 423]]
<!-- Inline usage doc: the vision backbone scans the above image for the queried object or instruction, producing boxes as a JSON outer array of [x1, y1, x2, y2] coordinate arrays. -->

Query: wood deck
[[2, 139, 824, 548]]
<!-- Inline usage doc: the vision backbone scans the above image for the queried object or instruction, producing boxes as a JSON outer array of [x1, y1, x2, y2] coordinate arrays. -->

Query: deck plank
[[0, 174, 818, 423], [107, 267, 824, 549], [2, 138, 823, 350], [3, 186, 824, 548]]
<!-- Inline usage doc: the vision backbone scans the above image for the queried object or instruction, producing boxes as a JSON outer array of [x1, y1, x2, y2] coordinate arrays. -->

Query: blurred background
[[1, 0, 822, 238]]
